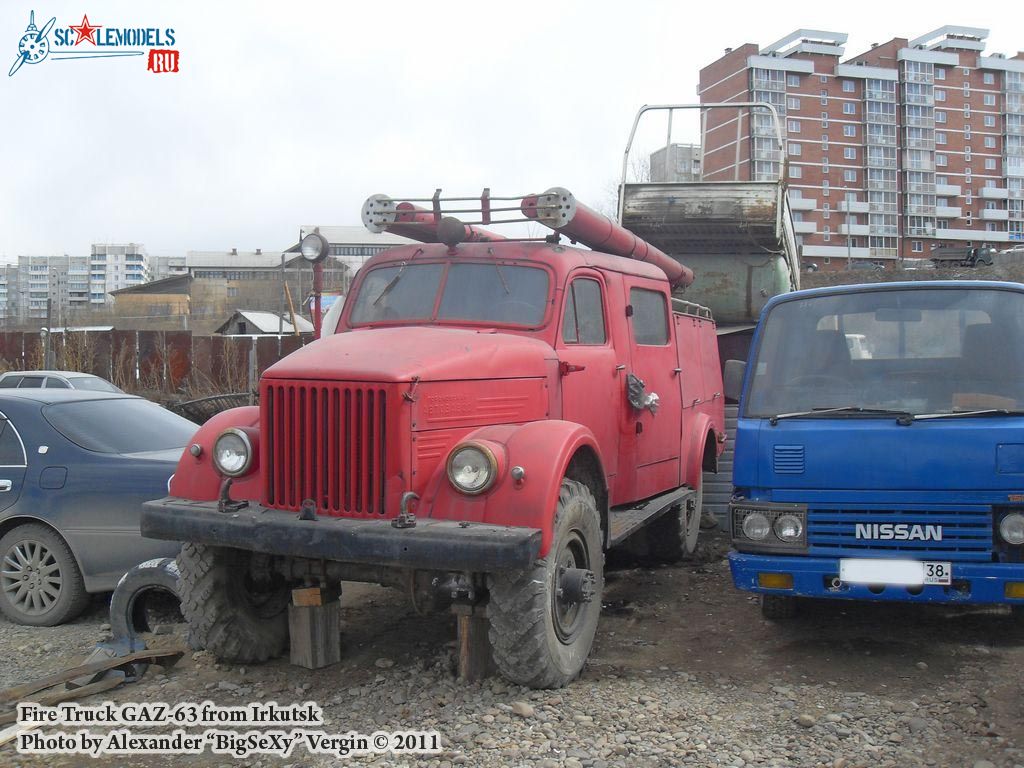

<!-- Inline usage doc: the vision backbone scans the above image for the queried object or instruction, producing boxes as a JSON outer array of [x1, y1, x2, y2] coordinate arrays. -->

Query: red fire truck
[[142, 187, 725, 688]]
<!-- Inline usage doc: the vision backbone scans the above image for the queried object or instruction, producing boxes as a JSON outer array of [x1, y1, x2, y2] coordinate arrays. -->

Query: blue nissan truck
[[723, 281, 1024, 618]]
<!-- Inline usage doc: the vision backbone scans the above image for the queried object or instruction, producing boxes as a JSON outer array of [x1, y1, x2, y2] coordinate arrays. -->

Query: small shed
[[215, 310, 314, 336]]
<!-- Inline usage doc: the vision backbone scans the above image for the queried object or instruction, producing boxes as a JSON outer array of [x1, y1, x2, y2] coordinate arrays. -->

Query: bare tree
[[111, 337, 136, 392], [598, 155, 653, 220], [629, 155, 652, 183], [59, 331, 98, 374]]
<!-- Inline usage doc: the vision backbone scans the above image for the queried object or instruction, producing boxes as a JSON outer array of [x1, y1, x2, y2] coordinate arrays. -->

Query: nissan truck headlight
[[742, 512, 771, 540], [773, 514, 804, 543], [447, 443, 497, 495], [1000, 512, 1024, 545], [213, 428, 253, 478]]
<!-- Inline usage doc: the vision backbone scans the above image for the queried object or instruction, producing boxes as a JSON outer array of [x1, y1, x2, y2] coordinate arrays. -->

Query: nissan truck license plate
[[922, 561, 952, 585], [839, 559, 952, 586]]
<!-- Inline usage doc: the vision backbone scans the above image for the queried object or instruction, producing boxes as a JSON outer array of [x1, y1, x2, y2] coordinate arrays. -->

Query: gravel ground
[[2, 532, 1022, 768]]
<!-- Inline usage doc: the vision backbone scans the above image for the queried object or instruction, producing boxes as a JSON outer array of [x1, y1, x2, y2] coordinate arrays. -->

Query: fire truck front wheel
[[177, 543, 290, 663], [488, 478, 604, 689]]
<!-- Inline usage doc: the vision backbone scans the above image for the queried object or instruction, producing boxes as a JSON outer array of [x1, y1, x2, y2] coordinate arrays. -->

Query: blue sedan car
[[0, 390, 197, 626]]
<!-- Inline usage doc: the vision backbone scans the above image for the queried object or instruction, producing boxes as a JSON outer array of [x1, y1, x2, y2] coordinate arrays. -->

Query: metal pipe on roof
[[521, 187, 694, 288], [362, 196, 506, 244]]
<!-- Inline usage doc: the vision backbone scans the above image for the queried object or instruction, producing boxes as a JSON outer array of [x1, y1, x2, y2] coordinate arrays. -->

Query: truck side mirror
[[723, 359, 746, 403]]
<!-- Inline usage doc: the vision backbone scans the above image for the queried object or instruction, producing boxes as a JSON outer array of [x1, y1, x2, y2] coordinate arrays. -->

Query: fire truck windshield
[[744, 287, 1024, 419], [350, 261, 550, 327]]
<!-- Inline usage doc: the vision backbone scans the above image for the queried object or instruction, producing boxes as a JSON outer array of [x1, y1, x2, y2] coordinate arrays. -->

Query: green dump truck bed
[[618, 104, 800, 326], [620, 179, 800, 325]]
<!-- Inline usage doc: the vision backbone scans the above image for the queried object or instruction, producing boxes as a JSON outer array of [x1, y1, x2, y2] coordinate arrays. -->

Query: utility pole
[[44, 297, 53, 368], [279, 252, 285, 337]]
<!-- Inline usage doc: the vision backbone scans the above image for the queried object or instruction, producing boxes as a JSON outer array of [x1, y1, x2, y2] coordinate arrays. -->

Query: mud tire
[[488, 479, 604, 689], [177, 543, 289, 663]]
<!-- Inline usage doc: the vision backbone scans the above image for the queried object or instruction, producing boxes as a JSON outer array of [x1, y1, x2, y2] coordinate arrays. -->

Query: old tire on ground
[[109, 557, 181, 641], [644, 482, 703, 562], [761, 594, 798, 620], [0, 523, 89, 627], [488, 478, 604, 689], [177, 543, 290, 663]]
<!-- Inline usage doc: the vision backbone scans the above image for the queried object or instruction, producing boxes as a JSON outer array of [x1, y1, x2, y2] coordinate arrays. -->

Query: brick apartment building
[[698, 27, 1024, 267]]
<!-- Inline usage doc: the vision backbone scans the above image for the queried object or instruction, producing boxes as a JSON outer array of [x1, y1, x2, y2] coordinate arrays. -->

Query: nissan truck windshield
[[350, 262, 550, 327], [744, 287, 1024, 419]]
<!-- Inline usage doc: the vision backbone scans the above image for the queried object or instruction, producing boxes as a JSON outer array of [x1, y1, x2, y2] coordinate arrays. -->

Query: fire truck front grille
[[263, 382, 387, 516]]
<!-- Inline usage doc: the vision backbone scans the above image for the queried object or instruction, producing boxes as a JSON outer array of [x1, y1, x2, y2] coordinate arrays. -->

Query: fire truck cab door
[[622, 279, 682, 499], [557, 272, 621, 494]]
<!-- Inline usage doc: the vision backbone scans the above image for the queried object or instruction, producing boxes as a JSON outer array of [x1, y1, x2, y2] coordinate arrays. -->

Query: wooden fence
[[0, 330, 309, 397]]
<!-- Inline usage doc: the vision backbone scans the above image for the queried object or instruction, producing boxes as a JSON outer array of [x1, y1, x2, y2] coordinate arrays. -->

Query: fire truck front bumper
[[141, 497, 542, 572]]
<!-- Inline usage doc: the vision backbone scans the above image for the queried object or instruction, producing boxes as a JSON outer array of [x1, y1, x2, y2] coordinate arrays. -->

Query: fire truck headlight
[[300, 232, 329, 264], [1000, 512, 1024, 545], [213, 429, 253, 478], [447, 443, 496, 495], [773, 514, 804, 543], [741, 512, 771, 541]]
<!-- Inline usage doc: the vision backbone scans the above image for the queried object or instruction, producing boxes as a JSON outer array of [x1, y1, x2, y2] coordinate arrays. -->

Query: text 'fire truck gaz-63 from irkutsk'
[[141, 187, 725, 688]]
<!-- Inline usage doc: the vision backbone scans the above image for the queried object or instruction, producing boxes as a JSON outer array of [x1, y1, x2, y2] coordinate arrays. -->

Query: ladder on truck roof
[[618, 103, 801, 325], [362, 187, 696, 288]]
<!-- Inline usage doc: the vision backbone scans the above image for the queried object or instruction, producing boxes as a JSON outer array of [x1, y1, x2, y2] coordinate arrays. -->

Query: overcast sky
[[1, 1, 1020, 260]]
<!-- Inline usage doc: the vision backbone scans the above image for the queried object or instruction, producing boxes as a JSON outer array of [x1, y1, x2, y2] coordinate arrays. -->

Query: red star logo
[[69, 14, 101, 46]]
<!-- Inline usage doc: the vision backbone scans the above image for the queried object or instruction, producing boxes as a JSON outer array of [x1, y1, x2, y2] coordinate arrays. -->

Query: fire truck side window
[[562, 278, 607, 345], [629, 288, 669, 345]]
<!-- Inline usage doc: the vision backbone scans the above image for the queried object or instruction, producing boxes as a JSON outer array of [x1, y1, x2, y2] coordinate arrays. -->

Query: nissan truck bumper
[[729, 552, 1024, 605], [141, 497, 542, 572]]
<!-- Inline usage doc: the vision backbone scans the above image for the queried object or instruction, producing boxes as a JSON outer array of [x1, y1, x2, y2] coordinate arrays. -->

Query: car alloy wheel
[[1, 538, 63, 616]]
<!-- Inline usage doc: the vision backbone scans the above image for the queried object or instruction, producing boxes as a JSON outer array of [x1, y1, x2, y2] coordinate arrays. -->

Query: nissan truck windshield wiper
[[913, 408, 1024, 421], [769, 406, 914, 426]]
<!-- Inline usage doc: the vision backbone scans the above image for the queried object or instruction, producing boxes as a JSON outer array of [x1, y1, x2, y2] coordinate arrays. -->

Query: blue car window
[[43, 399, 197, 454], [0, 420, 25, 466], [0, 377, 22, 388]]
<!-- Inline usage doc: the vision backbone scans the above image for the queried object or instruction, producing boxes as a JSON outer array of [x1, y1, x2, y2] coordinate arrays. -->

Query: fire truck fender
[[168, 406, 262, 502], [683, 414, 718, 491], [421, 420, 605, 558]]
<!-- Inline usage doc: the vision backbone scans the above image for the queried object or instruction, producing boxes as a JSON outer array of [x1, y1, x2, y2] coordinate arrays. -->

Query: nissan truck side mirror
[[723, 359, 746, 403]]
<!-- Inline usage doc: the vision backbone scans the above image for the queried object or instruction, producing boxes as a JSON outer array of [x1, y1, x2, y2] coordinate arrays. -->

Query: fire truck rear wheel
[[643, 482, 703, 562], [488, 478, 604, 689], [177, 543, 290, 663], [760, 594, 798, 620]]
